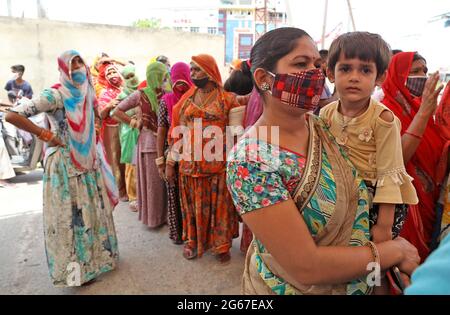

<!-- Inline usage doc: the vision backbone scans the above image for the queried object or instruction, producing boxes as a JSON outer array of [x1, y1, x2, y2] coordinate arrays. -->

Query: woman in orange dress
[[166, 54, 240, 263]]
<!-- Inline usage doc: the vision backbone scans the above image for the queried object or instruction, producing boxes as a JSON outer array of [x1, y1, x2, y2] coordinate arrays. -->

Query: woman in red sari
[[166, 54, 240, 263], [381, 52, 446, 260], [97, 64, 128, 201]]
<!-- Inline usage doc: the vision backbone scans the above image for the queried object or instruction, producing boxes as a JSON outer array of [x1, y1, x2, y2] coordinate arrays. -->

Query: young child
[[320, 32, 419, 293]]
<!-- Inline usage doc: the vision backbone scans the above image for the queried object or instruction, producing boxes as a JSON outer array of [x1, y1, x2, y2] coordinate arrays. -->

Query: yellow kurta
[[320, 98, 418, 205]]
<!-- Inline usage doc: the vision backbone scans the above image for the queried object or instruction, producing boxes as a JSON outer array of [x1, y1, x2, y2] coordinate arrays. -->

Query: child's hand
[[371, 224, 392, 243]]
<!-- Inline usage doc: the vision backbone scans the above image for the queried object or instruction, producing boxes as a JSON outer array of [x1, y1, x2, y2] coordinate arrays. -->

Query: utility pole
[[7, 0, 12, 17], [255, 0, 268, 40], [36, 0, 47, 19], [321, 0, 329, 49], [255, 0, 278, 40], [346, 0, 356, 31]]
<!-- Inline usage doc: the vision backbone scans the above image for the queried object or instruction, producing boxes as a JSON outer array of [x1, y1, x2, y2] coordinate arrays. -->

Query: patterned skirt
[[43, 150, 118, 287], [366, 182, 408, 238], [166, 170, 183, 243], [179, 172, 239, 257]]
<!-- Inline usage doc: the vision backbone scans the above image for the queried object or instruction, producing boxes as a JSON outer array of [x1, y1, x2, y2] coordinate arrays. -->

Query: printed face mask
[[268, 68, 325, 111], [406, 76, 427, 97]]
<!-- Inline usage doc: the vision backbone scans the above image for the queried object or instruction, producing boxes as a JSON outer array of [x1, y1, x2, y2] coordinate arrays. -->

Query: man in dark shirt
[[4, 64, 33, 103]]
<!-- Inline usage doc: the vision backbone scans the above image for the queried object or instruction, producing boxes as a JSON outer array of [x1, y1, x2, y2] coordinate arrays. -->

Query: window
[[190, 27, 199, 33], [240, 36, 252, 46], [208, 27, 217, 35]]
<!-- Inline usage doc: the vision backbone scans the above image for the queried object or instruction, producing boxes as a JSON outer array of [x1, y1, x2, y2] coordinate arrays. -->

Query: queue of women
[[5, 26, 450, 294]]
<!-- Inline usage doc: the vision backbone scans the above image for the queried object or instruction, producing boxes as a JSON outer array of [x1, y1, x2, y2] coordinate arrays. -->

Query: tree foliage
[[132, 18, 161, 29]]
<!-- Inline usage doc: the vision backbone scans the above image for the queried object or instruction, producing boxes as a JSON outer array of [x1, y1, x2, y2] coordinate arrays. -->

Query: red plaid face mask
[[268, 68, 325, 111]]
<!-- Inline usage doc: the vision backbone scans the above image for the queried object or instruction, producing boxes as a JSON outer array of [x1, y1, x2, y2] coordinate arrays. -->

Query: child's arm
[[371, 203, 395, 243]]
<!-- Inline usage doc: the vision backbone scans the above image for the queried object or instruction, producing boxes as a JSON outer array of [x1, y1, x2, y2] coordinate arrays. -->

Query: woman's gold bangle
[[155, 156, 165, 166], [366, 241, 380, 266]]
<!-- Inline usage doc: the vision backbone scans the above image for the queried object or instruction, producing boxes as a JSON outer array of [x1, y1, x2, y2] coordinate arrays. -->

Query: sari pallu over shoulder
[[242, 115, 371, 295]]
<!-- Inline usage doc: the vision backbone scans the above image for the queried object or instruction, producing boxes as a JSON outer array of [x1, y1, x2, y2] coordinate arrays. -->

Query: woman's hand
[[419, 72, 444, 117], [48, 136, 64, 147], [158, 164, 166, 181], [400, 272, 411, 288], [165, 163, 176, 185], [130, 118, 143, 130], [392, 237, 420, 276]]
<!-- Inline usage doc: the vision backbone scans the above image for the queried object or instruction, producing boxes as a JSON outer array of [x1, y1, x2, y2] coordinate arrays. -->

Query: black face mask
[[192, 77, 210, 89]]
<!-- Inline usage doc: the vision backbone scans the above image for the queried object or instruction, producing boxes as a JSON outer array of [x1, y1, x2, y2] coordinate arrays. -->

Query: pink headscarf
[[244, 87, 263, 128], [161, 62, 192, 123]]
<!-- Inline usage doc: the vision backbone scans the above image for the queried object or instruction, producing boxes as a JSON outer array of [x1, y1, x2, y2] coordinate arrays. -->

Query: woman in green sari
[[226, 27, 420, 295], [116, 64, 140, 211]]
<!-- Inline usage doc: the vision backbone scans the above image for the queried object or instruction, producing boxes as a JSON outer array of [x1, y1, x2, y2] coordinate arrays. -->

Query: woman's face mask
[[406, 76, 427, 97], [192, 77, 210, 89], [267, 68, 325, 111], [162, 75, 173, 93], [71, 68, 87, 85], [125, 74, 139, 89], [174, 81, 190, 94]]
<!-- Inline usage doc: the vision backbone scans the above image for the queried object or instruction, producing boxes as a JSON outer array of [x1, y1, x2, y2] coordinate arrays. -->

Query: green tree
[[132, 18, 161, 29]]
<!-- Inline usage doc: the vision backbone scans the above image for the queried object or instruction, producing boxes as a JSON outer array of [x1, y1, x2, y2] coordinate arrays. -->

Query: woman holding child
[[226, 28, 420, 295]]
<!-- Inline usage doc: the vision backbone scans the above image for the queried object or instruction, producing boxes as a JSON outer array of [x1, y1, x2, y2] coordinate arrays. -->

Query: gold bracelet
[[155, 156, 165, 166], [366, 241, 380, 266]]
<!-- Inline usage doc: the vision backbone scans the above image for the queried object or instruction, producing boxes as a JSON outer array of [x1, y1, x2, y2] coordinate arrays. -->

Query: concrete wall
[[0, 17, 226, 102]]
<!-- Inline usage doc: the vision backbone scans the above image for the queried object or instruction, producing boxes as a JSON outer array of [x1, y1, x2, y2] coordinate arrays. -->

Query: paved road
[[0, 170, 245, 295]]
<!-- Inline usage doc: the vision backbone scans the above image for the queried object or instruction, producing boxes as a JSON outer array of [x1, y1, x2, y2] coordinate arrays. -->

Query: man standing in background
[[4, 65, 33, 103]]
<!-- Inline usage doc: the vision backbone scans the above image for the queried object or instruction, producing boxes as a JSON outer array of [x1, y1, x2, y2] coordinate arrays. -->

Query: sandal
[[217, 252, 231, 264], [119, 196, 129, 202], [129, 201, 138, 212], [183, 246, 197, 260], [172, 239, 184, 245]]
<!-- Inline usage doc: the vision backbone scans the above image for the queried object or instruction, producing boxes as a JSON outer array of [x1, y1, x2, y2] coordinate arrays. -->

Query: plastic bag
[[119, 123, 139, 164]]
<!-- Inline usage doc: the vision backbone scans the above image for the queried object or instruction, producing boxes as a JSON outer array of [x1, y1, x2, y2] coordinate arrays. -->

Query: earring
[[260, 82, 270, 91]]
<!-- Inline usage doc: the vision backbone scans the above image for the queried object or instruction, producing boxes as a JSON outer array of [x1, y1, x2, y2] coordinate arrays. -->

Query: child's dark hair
[[319, 49, 329, 60], [246, 27, 312, 93], [328, 32, 392, 79], [11, 64, 25, 73], [224, 61, 253, 95]]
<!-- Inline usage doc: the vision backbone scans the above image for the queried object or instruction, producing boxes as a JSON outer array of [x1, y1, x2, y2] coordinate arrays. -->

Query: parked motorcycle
[[0, 101, 45, 173]]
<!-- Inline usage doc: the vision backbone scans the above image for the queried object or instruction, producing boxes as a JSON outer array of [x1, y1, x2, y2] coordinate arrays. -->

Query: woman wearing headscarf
[[117, 64, 140, 211], [5, 50, 119, 287], [224, 60, 256, 255], [113, 62, 169, 228], [166, 54, 240, 263], [381, 52, 446, 260], [98, 64, 128, 201], [434, 83, 450, 244], [156, 62, 192, 244]]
